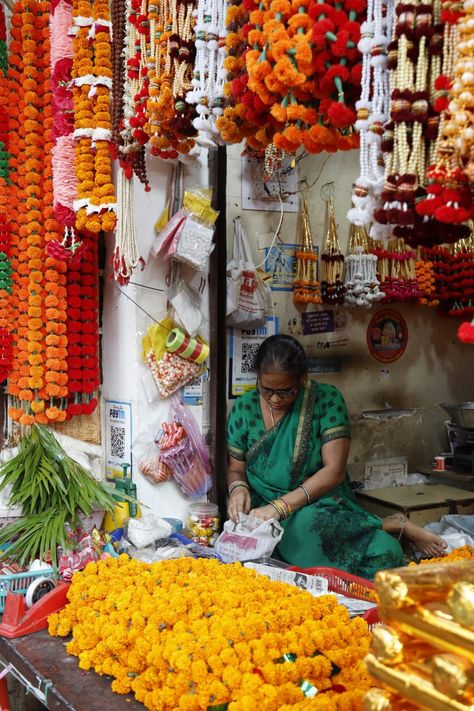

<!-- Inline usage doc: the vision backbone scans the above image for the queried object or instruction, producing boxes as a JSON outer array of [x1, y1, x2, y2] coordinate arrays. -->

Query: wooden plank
[[0, 630, 142, 711], [356, 484, 474, 510]]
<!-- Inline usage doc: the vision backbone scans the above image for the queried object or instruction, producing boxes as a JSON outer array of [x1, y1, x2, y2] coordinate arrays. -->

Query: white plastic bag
[[214, 513, 284, 563], [226, 218, 272, 329]]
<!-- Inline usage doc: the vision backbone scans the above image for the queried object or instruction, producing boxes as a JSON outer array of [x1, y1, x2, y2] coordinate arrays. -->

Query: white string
[[113, 168, 140, 282], [254, 193, 284, 270], [0, 660, 51, 706]]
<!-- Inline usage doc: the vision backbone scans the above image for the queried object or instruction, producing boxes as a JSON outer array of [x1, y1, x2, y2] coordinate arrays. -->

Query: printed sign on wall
[[367, 308, 408, 363], [105, 400, 132, 480], [229, 317, 279, 398]]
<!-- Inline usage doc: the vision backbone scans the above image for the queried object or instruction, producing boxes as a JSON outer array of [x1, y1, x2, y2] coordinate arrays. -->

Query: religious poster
[[367, 308, 408, 363]]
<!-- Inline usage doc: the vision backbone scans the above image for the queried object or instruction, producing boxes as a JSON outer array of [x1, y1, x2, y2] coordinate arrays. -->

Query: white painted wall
[[102, 151, 210, 524]]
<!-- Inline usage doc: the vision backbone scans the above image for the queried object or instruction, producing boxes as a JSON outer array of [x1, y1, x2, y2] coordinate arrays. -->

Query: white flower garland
[[347, 0, 394, 238], [186, 0, 227, 145]]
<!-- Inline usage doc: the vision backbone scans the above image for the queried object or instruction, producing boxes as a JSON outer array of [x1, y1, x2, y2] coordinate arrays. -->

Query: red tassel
[[458, 321, 474, 344]]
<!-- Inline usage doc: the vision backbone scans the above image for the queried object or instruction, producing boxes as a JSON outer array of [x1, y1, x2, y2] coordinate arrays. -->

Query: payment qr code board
[[241, 343, 259, 373], [105, 400, 132, 479], [229, 317, 278, 398]]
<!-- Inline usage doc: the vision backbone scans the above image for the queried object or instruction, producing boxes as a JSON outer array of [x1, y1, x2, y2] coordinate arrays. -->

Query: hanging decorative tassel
[[344, 225, 385, 307], [321, 194, 346, 306], [371, 238, 421, 302], [293, 196, 321, 305]]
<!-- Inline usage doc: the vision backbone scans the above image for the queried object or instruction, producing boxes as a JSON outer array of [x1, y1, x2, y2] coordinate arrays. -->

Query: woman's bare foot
[[382, 514, 448, 558]]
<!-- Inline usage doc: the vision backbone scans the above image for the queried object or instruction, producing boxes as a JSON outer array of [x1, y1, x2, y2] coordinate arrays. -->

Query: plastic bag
[[169, 280, 205, 337], [214, 513, 284, 563], [226, 217, 272, 329], [127, 515, 172, 548], [174, 216, 215, 272], [150, 208, 187, 260], [133, 422, 173, 484], [157, 395, 211, 498]]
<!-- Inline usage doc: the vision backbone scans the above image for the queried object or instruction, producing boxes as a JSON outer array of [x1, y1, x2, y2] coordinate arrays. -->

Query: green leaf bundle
[[0, 424, 117, 568]]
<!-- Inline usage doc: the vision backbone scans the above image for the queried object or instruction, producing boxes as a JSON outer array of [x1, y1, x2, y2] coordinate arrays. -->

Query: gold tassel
[[293, 196, 321, 304]]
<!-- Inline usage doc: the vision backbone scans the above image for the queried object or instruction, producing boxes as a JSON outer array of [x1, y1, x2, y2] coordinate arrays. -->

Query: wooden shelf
[[416, 465, 474, 486]]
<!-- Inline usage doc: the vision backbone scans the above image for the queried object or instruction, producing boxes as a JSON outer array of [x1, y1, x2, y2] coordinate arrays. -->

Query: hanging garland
[[413, 0, 472, 246], [65, 236, 100, 418], [347, 0, 394, 234], [7, 0, 69, 424], [185, 0, 228, 145], [0, 4, 12, 382], [71, 0, 116, 233], [217, 0, 364, 153], [50, 0, 76, 233]]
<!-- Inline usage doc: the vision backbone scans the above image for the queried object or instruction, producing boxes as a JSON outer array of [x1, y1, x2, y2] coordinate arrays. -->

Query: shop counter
[[0, 629, 143, 711]]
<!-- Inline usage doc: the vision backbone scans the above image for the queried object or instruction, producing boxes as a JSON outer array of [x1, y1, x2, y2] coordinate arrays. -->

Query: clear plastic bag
[[157, 395, 211, 498], [150, 350, 201, 399], [174, 216, 215, 272], [133, 423, 173, 484]]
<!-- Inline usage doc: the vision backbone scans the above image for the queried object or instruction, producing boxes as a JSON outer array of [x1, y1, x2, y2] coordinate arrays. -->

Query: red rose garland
[[65, 236, 100, 418]]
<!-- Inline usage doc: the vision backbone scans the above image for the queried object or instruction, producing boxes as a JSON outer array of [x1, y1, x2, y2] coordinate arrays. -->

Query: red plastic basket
[[288, 566, 380, 626]]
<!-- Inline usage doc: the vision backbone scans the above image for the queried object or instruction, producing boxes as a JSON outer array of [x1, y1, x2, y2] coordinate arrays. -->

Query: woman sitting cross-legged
[[227, 335, 446, 579]]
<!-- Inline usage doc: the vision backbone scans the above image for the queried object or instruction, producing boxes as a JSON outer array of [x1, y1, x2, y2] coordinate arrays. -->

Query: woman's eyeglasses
[[257, 380, 299, 399]]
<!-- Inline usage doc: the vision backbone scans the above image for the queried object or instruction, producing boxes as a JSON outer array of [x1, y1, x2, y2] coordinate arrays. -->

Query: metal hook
[[320, 181, 334, 201]]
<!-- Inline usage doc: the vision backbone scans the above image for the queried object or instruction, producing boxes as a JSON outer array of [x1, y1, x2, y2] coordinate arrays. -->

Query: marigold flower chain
[[71, 0, 116, 233], [0, 4, 12, 382], [49, 556, 373, 711]]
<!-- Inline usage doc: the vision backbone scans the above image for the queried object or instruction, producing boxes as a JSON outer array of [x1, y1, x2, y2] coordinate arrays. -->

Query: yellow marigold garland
[[49, 556, 373, 710], [72, 0, 116, 233]]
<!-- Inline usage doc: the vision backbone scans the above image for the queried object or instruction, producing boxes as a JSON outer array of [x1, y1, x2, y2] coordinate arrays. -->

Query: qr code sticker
[[241, 343, 259, 373], [110, 425, 125, 459]]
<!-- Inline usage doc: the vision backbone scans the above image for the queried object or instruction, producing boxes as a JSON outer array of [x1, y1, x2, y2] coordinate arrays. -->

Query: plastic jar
[[186, 502, 220, 547]]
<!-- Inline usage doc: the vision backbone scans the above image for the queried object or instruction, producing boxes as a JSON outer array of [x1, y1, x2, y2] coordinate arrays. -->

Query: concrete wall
[[226, 145, 474, 481]]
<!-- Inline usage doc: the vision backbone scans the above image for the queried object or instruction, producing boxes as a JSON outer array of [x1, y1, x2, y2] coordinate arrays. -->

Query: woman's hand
[[248, 504, 279, 521], [228, 486, 251, 523]]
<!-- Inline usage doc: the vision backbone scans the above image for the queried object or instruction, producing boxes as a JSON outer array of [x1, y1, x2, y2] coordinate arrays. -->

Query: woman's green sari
[[227, 380, 403, 579]]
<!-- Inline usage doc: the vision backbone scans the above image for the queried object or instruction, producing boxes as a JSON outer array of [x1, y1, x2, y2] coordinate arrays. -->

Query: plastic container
[[186, 502, 220, 547], [288, 565, 379, 627], [163, 517, 183, 534]]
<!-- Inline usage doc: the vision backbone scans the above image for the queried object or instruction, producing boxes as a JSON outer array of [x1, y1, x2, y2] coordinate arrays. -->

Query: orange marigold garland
[[7, 0, 71, 424], [72, 0, 116, 233], [0, 5, 13, 382]]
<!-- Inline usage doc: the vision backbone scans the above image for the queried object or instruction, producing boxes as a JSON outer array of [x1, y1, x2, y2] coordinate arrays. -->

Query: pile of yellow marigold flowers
[[415, 544, 474, 566], [48, 555, 373, 710]]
